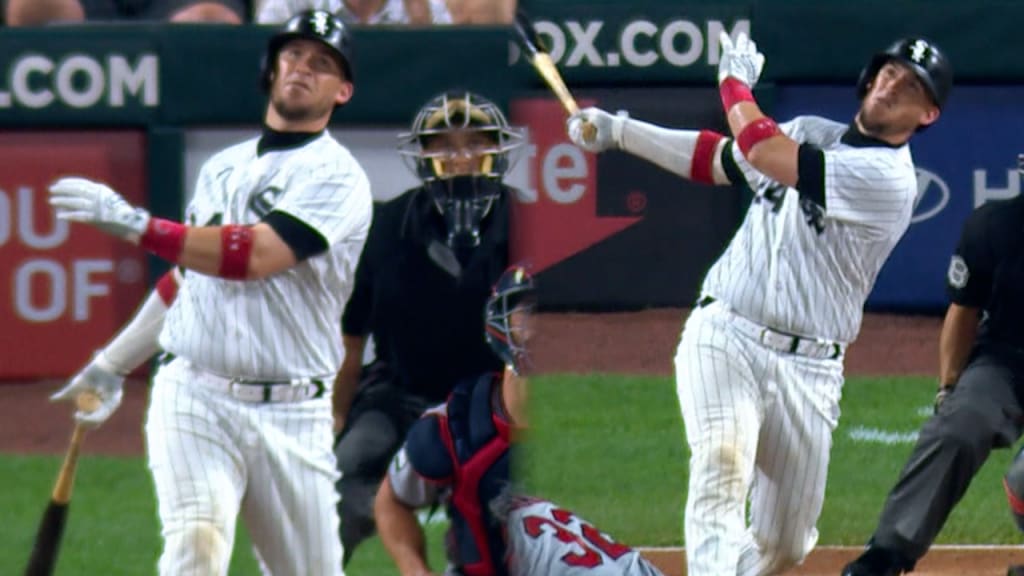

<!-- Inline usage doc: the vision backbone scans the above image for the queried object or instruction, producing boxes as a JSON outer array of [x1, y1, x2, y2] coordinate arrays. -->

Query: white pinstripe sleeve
[[274, 162, 372, 245], [823, 149, 916, 231]]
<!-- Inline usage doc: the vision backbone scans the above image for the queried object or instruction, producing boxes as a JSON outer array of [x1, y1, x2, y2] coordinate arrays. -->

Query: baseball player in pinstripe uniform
[[48, 10, 368, 575], [567, 33, 951, 575], [376, 266, 665, 576]]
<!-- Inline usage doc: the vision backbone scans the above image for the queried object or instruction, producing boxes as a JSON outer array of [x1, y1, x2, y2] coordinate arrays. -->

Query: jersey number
[[756, 184, 825, 235], [522, 508, 631, 568]]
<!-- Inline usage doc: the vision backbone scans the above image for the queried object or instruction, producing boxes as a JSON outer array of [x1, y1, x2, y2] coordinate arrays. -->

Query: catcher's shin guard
[[1005, 445, 1024, 532]]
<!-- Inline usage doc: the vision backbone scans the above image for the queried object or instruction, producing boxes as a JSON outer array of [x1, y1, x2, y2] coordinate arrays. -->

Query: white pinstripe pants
[[145, 358, 344, 576], [674, 302, 843, 576]]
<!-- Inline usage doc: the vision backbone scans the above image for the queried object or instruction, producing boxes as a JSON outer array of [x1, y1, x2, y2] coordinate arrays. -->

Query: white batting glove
[[48, 177, 150, 242], [717, 31, 766, 88], [51, 351, 126, 428], [566, 107, 626, 153]]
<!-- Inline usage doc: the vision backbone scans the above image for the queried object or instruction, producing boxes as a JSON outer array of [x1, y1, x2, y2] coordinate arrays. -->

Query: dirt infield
[[6, 309, 1014, 574]]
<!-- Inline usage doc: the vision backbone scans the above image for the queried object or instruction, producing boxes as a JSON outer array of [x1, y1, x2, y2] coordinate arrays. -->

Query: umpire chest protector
[[410, 373, 511, 576]]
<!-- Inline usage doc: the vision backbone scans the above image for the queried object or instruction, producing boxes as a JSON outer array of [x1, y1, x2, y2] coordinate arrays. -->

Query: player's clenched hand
[[49, 176, 151, 242], [566, 107, 625, 153], [51, 351, 126, 428], [934, 383, 955, 415], [718, 31, 766, 88]]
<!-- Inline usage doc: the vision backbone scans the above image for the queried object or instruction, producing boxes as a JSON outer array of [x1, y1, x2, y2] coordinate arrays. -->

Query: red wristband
[[219, 225, 253, 280], [691, 130, 725, 185], [154, 270, 179, 305], [737, 117, 781, 156], [720, 77, 754, 112], [140, 218, 187, 264]]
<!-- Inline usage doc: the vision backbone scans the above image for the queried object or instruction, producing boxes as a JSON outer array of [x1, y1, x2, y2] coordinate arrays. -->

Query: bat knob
[[75, 392, 101, 414], [581, 121, 598, 145]]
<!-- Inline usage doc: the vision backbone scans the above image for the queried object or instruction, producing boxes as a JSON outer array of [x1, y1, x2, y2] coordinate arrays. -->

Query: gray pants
[[871, 347, 1024, 565], [333, 362, 430, 565]]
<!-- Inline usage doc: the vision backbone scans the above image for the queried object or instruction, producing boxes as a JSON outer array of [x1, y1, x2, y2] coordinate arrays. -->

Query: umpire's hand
[[933, 383, 955, 415], [51, 351, 126, 428]]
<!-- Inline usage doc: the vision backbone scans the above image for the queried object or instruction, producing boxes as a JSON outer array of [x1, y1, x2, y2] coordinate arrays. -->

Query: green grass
[[3, 374, 1021, 574], [520, 373, 1023, 547], [0, 456, 447, 575]]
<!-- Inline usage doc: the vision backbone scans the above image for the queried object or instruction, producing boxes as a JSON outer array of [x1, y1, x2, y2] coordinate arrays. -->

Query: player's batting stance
[[48, 10, 368, 575], [567, 34, 950, 575], [375, 266, 665, 576]]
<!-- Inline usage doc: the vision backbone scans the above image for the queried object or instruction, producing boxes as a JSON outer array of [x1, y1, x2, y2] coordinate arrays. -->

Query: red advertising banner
[[509, 98, 641, 274], [0, 131, 148, 380]]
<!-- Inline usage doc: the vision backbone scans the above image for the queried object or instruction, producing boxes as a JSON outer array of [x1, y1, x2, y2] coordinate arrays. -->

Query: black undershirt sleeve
[[262, 210, 329, 262], [795, 143, 826, 208]]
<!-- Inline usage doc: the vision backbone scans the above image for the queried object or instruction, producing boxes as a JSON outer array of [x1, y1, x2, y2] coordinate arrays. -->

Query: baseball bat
[[513, 10, 597, 143], [24, 392, 99, 576]]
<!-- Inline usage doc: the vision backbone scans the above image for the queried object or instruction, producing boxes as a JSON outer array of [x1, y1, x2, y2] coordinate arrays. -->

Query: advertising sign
[[0, 132, 148, 378]]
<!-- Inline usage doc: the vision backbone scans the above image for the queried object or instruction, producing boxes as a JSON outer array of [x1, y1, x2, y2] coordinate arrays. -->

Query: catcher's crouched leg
[[1005, 445, 1024, 532], [335, 408, 404, 565]]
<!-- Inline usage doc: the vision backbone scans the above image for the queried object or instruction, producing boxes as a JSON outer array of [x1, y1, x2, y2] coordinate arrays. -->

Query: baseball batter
[[48, 11, 369, 575], [567, 33, 951, 575], [375, 266, 665, 576]]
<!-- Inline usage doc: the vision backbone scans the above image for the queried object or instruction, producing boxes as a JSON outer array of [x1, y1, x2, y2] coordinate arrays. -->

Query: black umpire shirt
[[947, 193, 1024, 351], [342, 186, 509, 403]]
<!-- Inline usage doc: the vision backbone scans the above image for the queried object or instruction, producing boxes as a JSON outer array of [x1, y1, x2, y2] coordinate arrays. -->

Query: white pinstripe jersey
[[160, 132, 372, 379], [701, 115, 918, 343]]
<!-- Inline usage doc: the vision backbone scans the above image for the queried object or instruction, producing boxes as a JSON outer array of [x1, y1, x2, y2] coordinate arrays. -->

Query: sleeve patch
[[948, 255, 969, 289]]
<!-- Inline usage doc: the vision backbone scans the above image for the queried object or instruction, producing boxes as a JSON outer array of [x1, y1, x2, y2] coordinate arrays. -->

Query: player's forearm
[[333, 335, 366, 422], [720, 83, 799, 187], [618, 119, 731, 185], [141, 220, 295, 280], [938, 303, 980, 387], [100, 269, 181, 374], [376, 483, 432, 576]]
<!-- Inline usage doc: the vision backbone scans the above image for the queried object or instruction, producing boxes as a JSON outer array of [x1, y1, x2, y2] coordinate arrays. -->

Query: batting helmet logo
[[261, 10, 355, 92]]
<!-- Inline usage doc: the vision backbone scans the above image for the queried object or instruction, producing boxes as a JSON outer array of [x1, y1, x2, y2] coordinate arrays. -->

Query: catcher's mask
[[398, 91, 524, 248], [484, 265, 536, 375]]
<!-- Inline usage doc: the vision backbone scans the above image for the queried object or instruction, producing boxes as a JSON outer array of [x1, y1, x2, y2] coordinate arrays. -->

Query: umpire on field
[[332, 91, 524, 564], [843, 156, 1024, 576]]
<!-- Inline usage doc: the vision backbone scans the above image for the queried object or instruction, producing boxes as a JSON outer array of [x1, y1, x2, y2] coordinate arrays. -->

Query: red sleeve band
[[219, 225, 253, 280], [691, 130, 725, 185], [719, 77, 755, 112], [154, 270, 179, 305], [737, 117, 782, 156], [140, 218, 187, 264]]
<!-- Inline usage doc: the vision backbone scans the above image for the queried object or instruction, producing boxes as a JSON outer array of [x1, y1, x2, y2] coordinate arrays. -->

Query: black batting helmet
[[261, 9, 355, 92], [856, 37, 952, 108]]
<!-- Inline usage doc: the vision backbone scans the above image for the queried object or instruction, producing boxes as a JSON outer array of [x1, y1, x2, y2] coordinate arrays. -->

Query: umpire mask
[[398, 91, 523, 249]]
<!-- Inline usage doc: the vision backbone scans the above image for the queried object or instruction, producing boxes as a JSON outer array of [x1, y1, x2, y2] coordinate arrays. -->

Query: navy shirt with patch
[[947, 194, 1024, 349]]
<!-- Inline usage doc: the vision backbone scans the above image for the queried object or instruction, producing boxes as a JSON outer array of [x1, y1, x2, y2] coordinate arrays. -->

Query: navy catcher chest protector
[[418, 373, 511, 576]]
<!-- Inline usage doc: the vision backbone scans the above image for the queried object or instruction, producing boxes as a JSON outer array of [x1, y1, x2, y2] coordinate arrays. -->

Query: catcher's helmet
[[485, 266, 536, 375], [261, 10, 355, 92], [856, 37, 952, 108]]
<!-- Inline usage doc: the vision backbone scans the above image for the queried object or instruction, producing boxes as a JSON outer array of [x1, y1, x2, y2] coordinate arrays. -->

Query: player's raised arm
[[566, 106, 733, 186]]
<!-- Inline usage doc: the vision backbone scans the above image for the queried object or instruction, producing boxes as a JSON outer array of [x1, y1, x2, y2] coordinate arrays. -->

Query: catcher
[[375, 266, 665, 576]]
